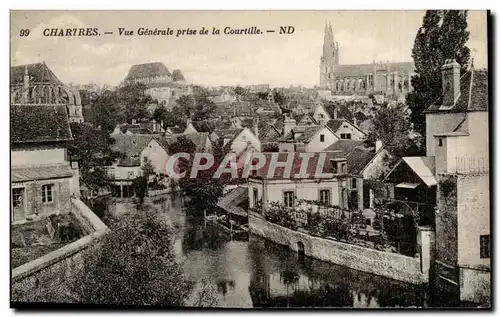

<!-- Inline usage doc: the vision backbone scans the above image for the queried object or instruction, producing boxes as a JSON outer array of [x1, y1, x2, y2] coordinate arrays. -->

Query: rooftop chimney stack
[[283, 115, 297, 136], [441, 59, 461, 106]]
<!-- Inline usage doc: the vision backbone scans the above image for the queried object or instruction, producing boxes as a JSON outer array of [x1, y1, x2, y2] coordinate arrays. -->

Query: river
[[96, 193, 433, 308], [143, 193, 433, 308]]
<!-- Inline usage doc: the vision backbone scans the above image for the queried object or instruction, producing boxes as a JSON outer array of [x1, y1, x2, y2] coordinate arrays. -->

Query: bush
[[73, 205, 196, 305]]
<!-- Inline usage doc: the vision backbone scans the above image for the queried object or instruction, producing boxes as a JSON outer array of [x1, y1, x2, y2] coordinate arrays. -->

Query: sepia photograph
[[9, 9, 490, 309]]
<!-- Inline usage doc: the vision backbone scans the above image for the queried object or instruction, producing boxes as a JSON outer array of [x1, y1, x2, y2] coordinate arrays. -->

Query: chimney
[[441, 59, 461, 106], [132, 118, 137, 125], [152, 119, 156, 132], [333, 107, 339, 119], [353, 117, 357, 127], [283, 116, 296, 136], [375, 139, 383, 152], [22, 66, 29, 103], [160, 120, 164, 132]]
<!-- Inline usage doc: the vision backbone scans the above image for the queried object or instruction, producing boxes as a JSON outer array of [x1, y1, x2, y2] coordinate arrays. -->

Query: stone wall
[[460, 266, 491, 304], [12, 199, 109, 302], [249, 213, 427, 285]]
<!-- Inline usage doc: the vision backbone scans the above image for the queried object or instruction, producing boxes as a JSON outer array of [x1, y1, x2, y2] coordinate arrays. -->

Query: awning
[[396, 182, 420, 189]]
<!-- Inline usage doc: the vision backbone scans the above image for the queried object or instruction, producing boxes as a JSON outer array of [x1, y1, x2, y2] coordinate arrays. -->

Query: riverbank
[[249, 212, 428, 286]]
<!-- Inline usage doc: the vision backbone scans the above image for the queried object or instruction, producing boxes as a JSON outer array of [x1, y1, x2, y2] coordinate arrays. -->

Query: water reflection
[[105, 194, 430, 308]]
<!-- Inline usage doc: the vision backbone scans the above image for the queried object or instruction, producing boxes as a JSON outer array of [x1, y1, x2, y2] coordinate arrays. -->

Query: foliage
[[407, 10, 470, 138], [305, 211, 323, 236], [264, 202, 299, 231], [132, 176, 148, 207], [73, 205, 195, 305], [262, 142, 280, 152], [169, 136, 227, 217], [234, 85, 246, 96], [439, 176, 456, 197], [68, 122, 124, 193], [116, 83, 154, 123], [368, 104, 422, 158]]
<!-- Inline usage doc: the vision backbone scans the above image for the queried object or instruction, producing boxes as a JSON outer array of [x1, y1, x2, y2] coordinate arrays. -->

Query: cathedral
[[320, 22, 416, 98]]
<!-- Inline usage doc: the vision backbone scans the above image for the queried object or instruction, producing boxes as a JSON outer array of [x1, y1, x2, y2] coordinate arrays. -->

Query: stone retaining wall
[[12, 199, 109, 302], [249, 213, 427, 285]]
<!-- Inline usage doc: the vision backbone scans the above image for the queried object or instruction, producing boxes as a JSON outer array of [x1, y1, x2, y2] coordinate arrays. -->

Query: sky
[[10, 10, 488, 88]]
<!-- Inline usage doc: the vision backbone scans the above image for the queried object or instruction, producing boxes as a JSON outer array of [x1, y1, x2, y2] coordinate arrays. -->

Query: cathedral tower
[[319, 21, 339, 90]]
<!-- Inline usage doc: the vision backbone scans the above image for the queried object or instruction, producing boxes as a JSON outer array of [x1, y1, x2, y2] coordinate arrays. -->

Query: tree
[[74, 205, 195, 305], [116, 83, 154, 123], [234, 85, 246, 96], [407, 10, 470, 138], [68, 122, 124, 193], [273, 89, 287, 106], [368, 105, 421, 159], [88, 89, 125, 133]]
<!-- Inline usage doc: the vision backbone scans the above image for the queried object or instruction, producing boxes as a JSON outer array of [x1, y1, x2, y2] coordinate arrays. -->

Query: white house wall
[[305, 127, 338, 152]]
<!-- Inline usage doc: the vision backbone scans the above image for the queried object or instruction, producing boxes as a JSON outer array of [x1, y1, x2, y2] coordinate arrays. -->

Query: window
[[340, 133, 352, 140], [480, 235, 490, 259], [12, 188, 23, 208], [320, 134, 325, 142], [283, 191, 294, 208], [438, 138, 443, 147], [351, 178, 357, 189], [319, 189, 331, 206], [42, 184, 53, 203], [143, 156, 148, 163], [343, 125, 349, 128], [253, 188, 259, 208], [128, 171, 135, 179]]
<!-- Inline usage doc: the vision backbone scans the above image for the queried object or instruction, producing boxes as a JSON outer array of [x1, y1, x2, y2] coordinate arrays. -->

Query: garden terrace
[[11, 213, 84, 268]]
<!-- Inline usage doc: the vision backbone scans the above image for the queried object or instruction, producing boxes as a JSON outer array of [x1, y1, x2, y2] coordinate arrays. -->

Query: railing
[[454, 157, 489, 174]]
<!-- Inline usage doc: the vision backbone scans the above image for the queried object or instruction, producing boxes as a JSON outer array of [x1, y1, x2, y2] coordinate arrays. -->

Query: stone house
[[426, 61, 489, 304], [382, 60, 490, 304], [278, 124, 338, 153], [11, 105, 81, 222]]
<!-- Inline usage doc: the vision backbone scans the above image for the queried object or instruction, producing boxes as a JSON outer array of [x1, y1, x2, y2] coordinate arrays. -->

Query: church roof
[[425, 68, 488, 113], [171, 69, 186, 81], [11, 104, 73, 143], [11, 62, 62, 86], [333, 62, 415, 77], [125, 62, 171, 80]]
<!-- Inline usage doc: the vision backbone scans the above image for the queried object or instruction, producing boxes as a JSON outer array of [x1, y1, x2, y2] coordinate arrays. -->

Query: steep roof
[[426, 68, 488, 113], [171, 69, 186, 81], [125, 62, 171, 80], [12, 164, 73, 182], [333, 62, 414, 77], [110, 135, 153, 166], [395, 156, 437, 187], [11, 105, 72, 143], [251, 152, 341, 179], [280, 125, 325, 143], [217, 187, 248, 217], [324, 140, 377, 175], [11, 62, 62, 86]]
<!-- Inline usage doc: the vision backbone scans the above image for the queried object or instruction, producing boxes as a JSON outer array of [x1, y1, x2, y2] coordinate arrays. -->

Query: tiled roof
[[279, 125, 324, 143], [217, 187, 248, 217], [171, 69, 186, 82], [12, 164, 73, 182], [125, 62, 171, 80], [110, 135, 153, 166], [326, 119, 344, 132], [167, 126, 184, 134], [251, 152, 341, 179], [324, 139, 377, 175], [323, 102, 354, 121], [11, 105, 73, 143], [11, 62, 62, 86], [426, 68, 488, 113]]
